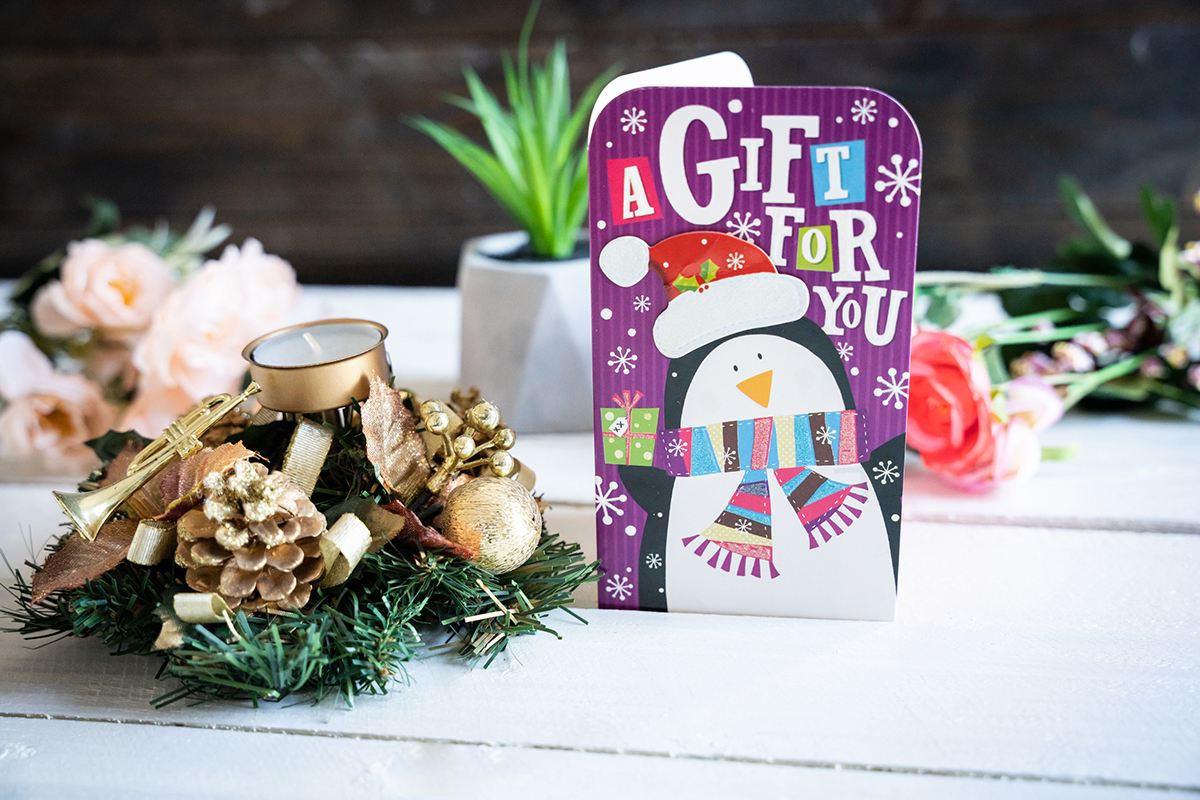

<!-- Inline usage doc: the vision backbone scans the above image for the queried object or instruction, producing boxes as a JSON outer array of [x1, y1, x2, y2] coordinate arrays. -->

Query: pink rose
[[31, 239, 174, 339], [948, 418, 1043, 492], [907, 330, 996, 481], [0, 331, 115, 472], [1005, 376, 1063, 432], [908, 330, 1053, 491], [126, 239, 298, 434]]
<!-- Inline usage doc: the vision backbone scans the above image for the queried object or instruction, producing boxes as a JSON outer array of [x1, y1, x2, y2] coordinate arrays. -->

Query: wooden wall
[[1, 0, 1198, 285]]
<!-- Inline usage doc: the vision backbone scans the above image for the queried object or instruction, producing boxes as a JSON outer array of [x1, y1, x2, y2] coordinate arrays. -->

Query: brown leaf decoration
[[381, 499, 475, 561], [31, 519, 138, 604], [95, 441, 253, 522], [361, 374, 430, 501]]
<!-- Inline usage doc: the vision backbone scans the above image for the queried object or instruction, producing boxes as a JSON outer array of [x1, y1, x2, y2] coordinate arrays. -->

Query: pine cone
[[175, 460, 326, 612]]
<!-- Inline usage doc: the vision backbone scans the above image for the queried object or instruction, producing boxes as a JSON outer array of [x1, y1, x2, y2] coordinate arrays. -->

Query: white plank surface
[[2, 522, 1197, 794], [1, 719, 1182, 800]]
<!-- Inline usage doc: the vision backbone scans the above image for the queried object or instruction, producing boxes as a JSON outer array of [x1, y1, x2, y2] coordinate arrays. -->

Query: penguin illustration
[[599, 230, 904, 620]]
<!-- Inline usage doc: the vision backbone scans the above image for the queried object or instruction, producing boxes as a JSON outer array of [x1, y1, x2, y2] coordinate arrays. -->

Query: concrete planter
[[457, 231, 592, 433]]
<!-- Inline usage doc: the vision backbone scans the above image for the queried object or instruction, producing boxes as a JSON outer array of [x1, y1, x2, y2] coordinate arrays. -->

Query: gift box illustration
[[589, 55, 920, 621], [600, 390, 659, 466]]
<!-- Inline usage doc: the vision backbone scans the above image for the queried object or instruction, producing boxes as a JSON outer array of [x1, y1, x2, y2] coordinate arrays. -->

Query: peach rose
[[126, 239, 298, 435], [0, 331, 115, 472], [31, 239, 174, 339]]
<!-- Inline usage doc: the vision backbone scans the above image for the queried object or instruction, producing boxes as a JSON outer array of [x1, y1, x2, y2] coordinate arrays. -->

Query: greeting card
[[589, 57, 921, 620]]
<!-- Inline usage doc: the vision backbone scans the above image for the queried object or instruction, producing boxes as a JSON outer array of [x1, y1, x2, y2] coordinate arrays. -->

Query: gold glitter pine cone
[[175, 460, 326, 612]]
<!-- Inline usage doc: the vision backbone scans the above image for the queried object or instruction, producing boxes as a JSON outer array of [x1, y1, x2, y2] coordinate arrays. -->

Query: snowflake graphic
[[667, 438, 689, 457], [836, 342, 854, 362], [874, 367, 911, 410], [633, 294, 651, 313], [726, 251, 746, 270], [645, 552, 663, 569], [605, 574, 634, 601], [725, 211, 762, 241], [620, 107, 647, 135], [734, 519, 753, 534], [875, 154, 921, 207], [873, 460, 900, 485], [851, 97, 877, 124], [607, 346, 638, 375], [816, 426, 837, 446], [720, 447, 736, 467], [594, 476, 626, 525]]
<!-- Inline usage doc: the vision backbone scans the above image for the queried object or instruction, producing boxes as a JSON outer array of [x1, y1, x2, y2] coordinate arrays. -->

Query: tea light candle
[[242, 319, 390, 413]]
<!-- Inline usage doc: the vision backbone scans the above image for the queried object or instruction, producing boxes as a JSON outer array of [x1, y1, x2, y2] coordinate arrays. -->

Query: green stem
[[1040, 444, 1078, 462], [916, 270, 1133, 292], [1062, 352, 1151, 410], [977, 322, 1107, 349], [988, 307, 1086, 332], [1143, 380, 1200, 409]]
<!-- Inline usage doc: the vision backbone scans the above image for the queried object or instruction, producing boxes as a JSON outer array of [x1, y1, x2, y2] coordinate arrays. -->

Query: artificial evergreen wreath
[[5, 379, 596, 707]]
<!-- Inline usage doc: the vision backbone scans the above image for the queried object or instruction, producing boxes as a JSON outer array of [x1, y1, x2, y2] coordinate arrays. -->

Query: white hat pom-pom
[[598, 236, 650, 287]]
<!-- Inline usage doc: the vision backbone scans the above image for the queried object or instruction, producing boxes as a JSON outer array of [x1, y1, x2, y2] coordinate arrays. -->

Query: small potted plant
[[413, 6, 615, 433]]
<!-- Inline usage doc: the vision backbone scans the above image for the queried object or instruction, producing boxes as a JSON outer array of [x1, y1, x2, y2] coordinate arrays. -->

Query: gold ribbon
[[319, 513, 372, 587], [281, 418, 334, 497], [173, 592, 232, 623], [126, 519, 176, 566]]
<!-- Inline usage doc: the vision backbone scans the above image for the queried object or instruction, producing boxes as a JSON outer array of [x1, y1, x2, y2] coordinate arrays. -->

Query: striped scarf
[[663, 411, 869, 579]]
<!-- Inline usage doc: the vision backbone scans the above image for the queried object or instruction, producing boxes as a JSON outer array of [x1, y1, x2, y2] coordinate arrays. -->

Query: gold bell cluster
[[420, 392, 517, 495]]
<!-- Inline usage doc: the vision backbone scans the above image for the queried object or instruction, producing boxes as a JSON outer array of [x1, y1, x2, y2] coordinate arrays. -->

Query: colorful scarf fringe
[[664, 412, 870, 579]]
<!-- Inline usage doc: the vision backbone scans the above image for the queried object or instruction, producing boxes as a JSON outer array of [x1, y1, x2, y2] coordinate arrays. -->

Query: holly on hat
[[598, 230, 809, 358]]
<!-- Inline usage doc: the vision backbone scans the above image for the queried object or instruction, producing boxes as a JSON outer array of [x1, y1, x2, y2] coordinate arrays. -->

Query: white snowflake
[[873, 460, 900, 485], [645, 552, 663, 569], [620, 107, 647, 135], [633, 294, 651, 313], [720, 447, 736, 467], [734, 519, 753, 534], [836, 341, 854, 361], [594, 476, 626, 525], [875, 154, 921, 207], [851, 97, 877, 124], [725, 251, 746, 270], [667, 438, 689, 458], [605, 574, 634, 601], [874, 367, 911, 410], [725, 211, 762, 241], [608, 346, 638, 375], [816, 426, 837, 446]]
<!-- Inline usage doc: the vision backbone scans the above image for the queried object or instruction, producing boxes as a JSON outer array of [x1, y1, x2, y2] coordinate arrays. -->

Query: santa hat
[[599, 231, 809, 358]]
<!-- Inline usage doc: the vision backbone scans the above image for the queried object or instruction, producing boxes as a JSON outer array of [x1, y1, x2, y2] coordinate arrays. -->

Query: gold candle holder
[[242, 319, 390, 414]]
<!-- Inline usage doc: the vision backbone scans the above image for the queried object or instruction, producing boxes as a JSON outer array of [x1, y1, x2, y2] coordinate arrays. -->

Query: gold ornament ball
[[452, 434, 476, 459], [420, 399, 444, 418], [491, 427, 516, 450], [467, 401, 500, 432], [488, 450, 515, 477], [442, 477, 541, 573], [426, 411, 450, 434]]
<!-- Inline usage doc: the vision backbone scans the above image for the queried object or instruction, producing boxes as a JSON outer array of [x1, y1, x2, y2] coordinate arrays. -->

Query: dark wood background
[[2, 0, 1198, 285]]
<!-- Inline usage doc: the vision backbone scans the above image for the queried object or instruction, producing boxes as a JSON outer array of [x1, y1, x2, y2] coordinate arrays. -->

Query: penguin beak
[[737, 370, 773, 408]]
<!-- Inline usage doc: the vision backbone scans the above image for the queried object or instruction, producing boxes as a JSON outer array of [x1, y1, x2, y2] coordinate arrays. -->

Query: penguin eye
[[732, 365, 739, 373], [757, 352, 763, 360]]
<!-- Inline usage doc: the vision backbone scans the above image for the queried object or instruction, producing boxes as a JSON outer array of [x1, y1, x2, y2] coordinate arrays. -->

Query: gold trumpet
[[54, 382, 262, 541]]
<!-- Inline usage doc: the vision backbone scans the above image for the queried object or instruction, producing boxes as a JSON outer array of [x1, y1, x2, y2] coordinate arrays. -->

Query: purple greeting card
[[589, 66, 921, 621]]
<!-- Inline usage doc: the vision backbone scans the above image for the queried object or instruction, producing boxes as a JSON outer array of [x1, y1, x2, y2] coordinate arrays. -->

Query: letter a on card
[[588, 57, 921, 624], [607, 157, 663, 225]]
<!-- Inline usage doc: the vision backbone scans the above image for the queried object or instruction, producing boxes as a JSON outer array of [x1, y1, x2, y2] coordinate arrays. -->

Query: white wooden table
[[2, 287, 1198, 799]]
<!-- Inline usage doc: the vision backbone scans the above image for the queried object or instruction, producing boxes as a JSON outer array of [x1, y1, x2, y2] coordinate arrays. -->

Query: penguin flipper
[[617, 464, 675, 612]]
